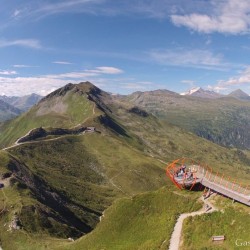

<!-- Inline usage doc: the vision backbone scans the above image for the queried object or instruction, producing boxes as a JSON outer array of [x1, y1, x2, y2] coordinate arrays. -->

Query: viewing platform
[[166, 158, 250, 207]]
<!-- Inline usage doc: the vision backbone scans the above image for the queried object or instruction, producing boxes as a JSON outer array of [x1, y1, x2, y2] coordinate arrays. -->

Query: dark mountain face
[[228, 89, 250, 101], [0, 93, 42, 122], [0, 99, 22, 121], [0, 93, 42, 111], [0, 95, 19, 104], [12, 93, 42, 111]]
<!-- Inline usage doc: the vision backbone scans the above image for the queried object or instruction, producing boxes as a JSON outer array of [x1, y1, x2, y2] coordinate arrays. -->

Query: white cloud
[[207, 66, 250, 93], [93, 67, 123, 74], [0, 66, 123, 96], [0, 39, 41, 49], [181, 80, 195, 85], [218, 66, 250, 86], [207, 85, 228, 92], [23, 0, 105, 20], [171, 0, 250, 34], [13, 9, 21, 17], [6, 0, 201, 23], [149, 49, 225, 70], [52, 61, 73, 65], [0, 70, 17, 75], [13, 64, 35, 68], [46, 67, 123, 79]]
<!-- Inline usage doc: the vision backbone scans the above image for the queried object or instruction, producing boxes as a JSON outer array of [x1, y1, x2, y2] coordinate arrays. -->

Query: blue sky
[[1, 0, 250, 96]]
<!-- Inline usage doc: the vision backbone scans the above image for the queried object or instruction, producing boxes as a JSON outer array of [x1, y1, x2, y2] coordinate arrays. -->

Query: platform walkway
[[195, 166, 250, 206], [166, 160, 250, 207]]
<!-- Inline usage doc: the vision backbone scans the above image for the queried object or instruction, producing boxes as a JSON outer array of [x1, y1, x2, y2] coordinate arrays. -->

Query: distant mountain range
[[0, 93, 42, 122], [0, 99, 22, 121], [228, 89, 250, 101], [180, 87, 250, 100], [122, 87, 250, 149], [180, 87, 223, 99]]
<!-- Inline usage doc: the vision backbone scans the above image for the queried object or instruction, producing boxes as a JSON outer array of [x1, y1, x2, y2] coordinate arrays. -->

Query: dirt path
[[2, 134, 72, 151], [2, 102, 97, 152], [168, 196, 218, 250]]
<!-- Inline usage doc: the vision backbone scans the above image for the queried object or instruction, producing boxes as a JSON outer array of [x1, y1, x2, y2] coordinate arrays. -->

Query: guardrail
[[166, 158, 250, 206]]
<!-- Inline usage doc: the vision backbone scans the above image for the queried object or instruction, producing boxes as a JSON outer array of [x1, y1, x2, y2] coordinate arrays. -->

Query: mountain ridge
[[0, 81, 250, 249], [180, 87, 223, 99], [118, 87, 250, 149], [0, 93, 42, 111], [0, 99, 22, 121], [228, 89, 250, 101]]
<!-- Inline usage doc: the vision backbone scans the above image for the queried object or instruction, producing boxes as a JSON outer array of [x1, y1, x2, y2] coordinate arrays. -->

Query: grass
[[0, 171, 69, 250], [181, 195, 250, 250], [57, 187, 201, 250], [0, 131, 166, 243]]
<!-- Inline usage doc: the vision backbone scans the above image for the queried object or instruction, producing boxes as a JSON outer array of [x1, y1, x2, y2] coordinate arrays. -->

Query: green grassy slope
[[122, 91, 250, 149], [0, 131, 166, 248], [181, 196, 250, 250], [60, 187, 201, 250], [0, 84, 95, 148]]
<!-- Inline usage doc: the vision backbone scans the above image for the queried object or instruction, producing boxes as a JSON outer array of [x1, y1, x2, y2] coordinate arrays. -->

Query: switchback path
[[168, 196, 218, 250]]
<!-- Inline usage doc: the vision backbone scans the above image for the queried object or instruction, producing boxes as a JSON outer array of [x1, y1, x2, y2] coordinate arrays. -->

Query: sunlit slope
[[0, 83, 97, 148], [181, 196, 250, 250], [61, 188, 201, 250]]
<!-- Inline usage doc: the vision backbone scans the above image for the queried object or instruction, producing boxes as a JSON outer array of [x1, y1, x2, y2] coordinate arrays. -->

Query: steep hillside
[[0, 82, 249, 249], [121, 90, 250, 149], [62, 187, 201, 250]]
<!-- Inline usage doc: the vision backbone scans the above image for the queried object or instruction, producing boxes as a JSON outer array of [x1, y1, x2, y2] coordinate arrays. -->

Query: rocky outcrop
[[128, 107, 149, 117], [17, 126, 88, 143], [7, 156, 100, 238]]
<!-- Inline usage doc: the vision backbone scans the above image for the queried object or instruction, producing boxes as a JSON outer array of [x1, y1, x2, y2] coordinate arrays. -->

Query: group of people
[[175, 165, 194, 180]]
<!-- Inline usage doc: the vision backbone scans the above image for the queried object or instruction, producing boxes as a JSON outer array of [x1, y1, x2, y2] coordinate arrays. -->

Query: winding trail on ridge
[[2, 102, 97, 152], [168, 195, 218, 250]]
